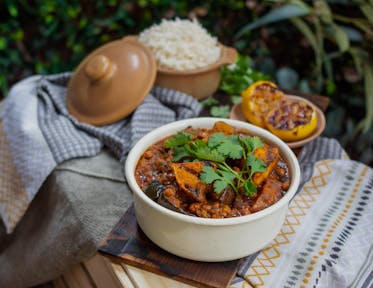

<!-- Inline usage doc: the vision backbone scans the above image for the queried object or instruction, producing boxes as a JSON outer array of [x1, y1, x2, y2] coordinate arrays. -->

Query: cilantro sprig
[[165, 132, 267, 196]]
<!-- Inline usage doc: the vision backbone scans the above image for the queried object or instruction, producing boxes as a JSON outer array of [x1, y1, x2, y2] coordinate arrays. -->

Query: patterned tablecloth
[[231, 150, 373, 288]]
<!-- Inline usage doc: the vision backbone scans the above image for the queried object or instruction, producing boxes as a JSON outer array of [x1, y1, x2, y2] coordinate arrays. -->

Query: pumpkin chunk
[[251, 177, 282, 212], [171, 162, 209, 202], [252, 145, 280, 186]]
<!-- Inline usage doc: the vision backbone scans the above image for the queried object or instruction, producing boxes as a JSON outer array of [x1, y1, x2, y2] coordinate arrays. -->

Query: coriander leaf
[[201, 166, 235, 194], [210, 105, 230, 118], [172, 145, 192, 162], [201, 97, 218, 107], [230, 95, 242, 104], [251, 136, 265, 151], [208, 133, 243, 159], [208, 133, 226, 148], [217, 141, 244, 159], [187, 140, 225, 163], [246, 154, 267, 176], [220, 54, 271, 95], [165, 132, 191, 148], [213, 179, 229, 194], [242, 180, 257, 196], [240, 135, 264, 152], [200, 166, 220, 183], [219, 169, 236, 183]]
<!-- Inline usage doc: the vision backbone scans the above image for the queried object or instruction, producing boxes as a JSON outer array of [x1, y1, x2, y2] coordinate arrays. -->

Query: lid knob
[[84, 54, 115, 82]]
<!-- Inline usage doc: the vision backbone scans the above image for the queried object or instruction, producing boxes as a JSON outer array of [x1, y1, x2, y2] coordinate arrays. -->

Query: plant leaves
[[360, 63, 373, 133], [340, 25, 363, 42], [235, 4, 310, 38], [200, 166, 220, 184], [165, 132, 191, 148], [246, 154, 267, 177], [242, 180, 257, 196], [290, 17, 318, 52], [314, 0, 333, 24], [210, 105, 230, 118], [348, 47, 369, 76], [331, 23, 350, 52], [360, 3, 373, 24], [276, 67, 299, 89]]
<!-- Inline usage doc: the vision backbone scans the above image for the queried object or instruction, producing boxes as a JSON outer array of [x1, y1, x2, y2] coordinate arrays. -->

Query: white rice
[[138, 18, 221, 71]]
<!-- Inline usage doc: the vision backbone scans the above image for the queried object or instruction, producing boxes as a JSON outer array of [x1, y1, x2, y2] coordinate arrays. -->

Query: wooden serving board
[[99, 205, 242, 288]]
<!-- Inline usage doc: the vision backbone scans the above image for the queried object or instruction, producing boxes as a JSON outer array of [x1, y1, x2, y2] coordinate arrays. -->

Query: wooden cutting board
[[99, 205, 242, 288]]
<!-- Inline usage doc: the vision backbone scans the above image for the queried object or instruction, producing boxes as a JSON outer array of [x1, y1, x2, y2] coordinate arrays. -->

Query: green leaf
[[188, 140, 226, 163], [331, 23, 350, 52], [208, 133, 226, 148], [359, 63, 373, 133], [220, 54, 270, 95], [251, 136, 265, 151], [235, 4, 310, 38], [210, 105, 230, 118], [242, 180, 257, 196], [200, 166, 232, 194], [7, 3, 18, 17], [217, 141, 244, 159], [201, 97, 218, 107], [360, 4, 373, 24], [276, 67, 299, 89], [213, 179, 229, 194], [0, 38, 7, 50], [230, 95, 242, 104], [172, 146, 191, 162], [290, 17, 318, 52], [314, 0, 332, 24], [340, 25, 363, 42], [241, 135, 264, 153], [246, 154, 267, 177], [200, 166, 220, 184], [165, 132, 191, 148], [208, 133, 243, 159], [349, 47, 369, 76]]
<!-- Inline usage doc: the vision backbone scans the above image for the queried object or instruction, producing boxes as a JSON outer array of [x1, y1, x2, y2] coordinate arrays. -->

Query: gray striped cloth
[[0, 72, 202, 233]]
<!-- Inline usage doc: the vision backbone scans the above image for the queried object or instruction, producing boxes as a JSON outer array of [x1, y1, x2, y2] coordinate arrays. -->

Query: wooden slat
[[83, 253, 124, 288], [52, 277, 68, 288], [61, 263, 94, 288], [110, 262, 136, 288], [122, 263, 197, 288]]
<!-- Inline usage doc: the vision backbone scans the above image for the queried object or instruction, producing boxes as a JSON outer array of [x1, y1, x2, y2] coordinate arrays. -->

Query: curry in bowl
[[135, 121, 290, 218]]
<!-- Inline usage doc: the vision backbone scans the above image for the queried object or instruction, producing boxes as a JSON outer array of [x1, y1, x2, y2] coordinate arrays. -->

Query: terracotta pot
[[154, 44, 237, 100]]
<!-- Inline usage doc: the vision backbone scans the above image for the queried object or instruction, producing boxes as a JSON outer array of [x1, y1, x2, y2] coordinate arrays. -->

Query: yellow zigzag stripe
[[245, 160, 333, 287]]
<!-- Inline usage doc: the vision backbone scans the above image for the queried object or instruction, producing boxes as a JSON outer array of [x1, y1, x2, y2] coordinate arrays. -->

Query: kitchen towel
[[0, 73, 202, 233]]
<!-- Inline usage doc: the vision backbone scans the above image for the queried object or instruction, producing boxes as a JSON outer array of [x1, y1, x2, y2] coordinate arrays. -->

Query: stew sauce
[[135, 121, 290, 218]]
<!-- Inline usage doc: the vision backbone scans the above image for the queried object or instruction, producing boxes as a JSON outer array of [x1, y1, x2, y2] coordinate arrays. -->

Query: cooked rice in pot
[[138, 18, 221, 71]]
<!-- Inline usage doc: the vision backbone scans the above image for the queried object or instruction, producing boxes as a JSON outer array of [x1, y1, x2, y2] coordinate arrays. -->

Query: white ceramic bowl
[[125, 118, 300, 262]]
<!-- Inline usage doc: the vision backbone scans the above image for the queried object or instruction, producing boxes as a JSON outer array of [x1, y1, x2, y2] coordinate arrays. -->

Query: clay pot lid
[[66, 35, 156, 125]]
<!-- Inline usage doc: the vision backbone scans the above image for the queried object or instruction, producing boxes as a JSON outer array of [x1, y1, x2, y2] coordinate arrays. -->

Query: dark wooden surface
[[99, 205, 240, 288]]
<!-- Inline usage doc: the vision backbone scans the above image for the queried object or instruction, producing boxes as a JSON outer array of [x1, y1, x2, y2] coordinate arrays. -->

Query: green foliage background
[[1, 0, 372, 165]]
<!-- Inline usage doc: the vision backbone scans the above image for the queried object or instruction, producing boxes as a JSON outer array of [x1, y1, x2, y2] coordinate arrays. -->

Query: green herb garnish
[[220, 54, 271, 95], [165, 131, 267, 196], [210, 105, 230, 118]]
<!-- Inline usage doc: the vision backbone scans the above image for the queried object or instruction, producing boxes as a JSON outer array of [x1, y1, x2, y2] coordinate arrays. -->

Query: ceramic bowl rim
[[125, 117, 301, 227]]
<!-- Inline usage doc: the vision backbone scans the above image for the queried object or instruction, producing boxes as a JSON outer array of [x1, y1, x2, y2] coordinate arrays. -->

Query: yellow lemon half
[[241, 81, 285, 128], [265, 98, 317, 142]]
